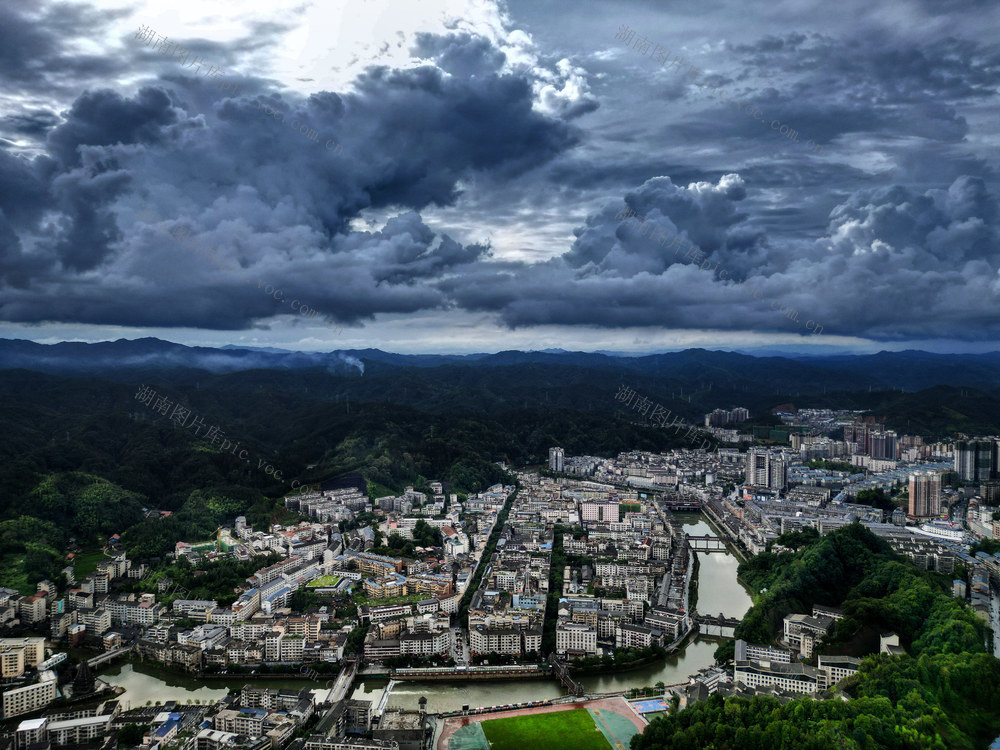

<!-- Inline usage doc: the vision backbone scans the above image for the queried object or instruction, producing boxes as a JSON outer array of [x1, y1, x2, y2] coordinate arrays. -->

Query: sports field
[[631, 698, 667, 713], [480, 709, 611, 750]]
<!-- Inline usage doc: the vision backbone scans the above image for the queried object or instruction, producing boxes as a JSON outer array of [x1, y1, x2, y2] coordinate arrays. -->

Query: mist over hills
[[2, 338, 999, 444], [2, 338, 999, 394]]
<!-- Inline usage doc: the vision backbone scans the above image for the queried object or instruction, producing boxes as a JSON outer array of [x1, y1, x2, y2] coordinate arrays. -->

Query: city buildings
[[745, 449, 788, 491], [869, 431, 899, 461], [2, 672, 58, 718], [555, 620, 598, 656], [734, 659, 822, 694], [704, 407, 750, 427], [734, 639, 794, 664], [782, 612, 836, 658], [0, 637, 46, 678], [909, 471, 942, 519], [955, 440, 999, 482]]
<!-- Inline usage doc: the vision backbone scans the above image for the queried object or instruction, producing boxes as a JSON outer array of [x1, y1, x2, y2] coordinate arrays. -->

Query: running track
[[437, 697, 647, 750]]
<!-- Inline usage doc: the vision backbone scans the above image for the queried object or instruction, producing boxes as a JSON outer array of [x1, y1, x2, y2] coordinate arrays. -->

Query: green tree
[[117, 724, 147, 746], [853, 487, 896, 515]]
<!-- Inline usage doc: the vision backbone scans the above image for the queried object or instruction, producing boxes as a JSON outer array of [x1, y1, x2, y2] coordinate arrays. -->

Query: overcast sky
[[1, 0, 998, 355]]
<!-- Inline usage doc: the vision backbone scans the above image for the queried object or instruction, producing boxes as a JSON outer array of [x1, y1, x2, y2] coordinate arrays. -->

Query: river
[[102, 514, 752, 714]]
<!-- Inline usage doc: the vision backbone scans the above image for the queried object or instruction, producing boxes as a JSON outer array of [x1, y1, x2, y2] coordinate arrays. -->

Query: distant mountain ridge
[[0, 338, 997, 393]]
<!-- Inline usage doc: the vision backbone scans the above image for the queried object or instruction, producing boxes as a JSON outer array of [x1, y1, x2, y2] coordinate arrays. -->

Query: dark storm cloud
[[706, 31, 1000, 149], [0, 150, 51, 229], [438, 172, 1000, 340], [0, 0, 125, 94], [0, 110, 60, 137], [2, 0, 999, 346], [0, 26, 578, 330], [47, 87, 180, 168]]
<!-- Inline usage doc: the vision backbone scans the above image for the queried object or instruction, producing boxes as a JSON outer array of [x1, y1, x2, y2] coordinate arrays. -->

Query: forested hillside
[[0, 368, 709, 588], [636, 525, 999, 749]]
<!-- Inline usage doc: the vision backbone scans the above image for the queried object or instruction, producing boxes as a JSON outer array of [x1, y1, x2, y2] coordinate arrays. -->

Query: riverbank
[[688, 552, 700, 610], [699, 503, 749, 563], [666, 625, 697, 655], [102, 513, 751, 714], [362, 670, 551, 681]]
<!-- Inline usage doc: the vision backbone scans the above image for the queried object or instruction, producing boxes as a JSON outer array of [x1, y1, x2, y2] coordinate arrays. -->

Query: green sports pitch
[[480, 709, 612, 750]]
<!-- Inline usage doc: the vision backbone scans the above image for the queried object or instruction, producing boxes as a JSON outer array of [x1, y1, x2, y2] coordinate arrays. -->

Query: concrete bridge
[[688, 535, 728, 552], [550, 657, 584, 696], [374, 679, 396, 717], [324, 659, 359, 705], [694, 614, 741, 638], [87, 645, 133, 668]]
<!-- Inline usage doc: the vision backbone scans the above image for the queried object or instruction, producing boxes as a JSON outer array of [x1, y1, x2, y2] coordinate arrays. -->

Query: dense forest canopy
[[642, 525, 998, 750], [0, 366, 712, 588]]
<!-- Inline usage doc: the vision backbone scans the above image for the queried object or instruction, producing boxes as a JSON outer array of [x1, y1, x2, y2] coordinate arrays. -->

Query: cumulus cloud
[[1, 0, 999, 350], [0, 19, 580, 331], [438, 173, 1000, 340]]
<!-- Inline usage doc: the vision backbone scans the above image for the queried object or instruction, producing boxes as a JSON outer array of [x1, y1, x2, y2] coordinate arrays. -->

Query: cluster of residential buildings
[[465, 497, 552, 657], [5, 680, 416, 750], [455, 470, 699, 663], [683, 632, 916, 705]]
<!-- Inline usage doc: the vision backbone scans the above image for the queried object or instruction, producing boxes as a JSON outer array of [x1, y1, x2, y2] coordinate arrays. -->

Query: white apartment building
[[734, 639, 794, 664], [616, 623, 659, 649], [399, 630, 450, 656], [817, 655, 861, 688], [581, 502, 619, 523], [734, 660, 821, 694], [783, 613, 834, 657], [469, 627, 541, 655], [80, 609, 111, 635], [3, 674, 58, 718], [555, 621, 598, 656], [214, 710, 264, 735], [45, 715, 113, 745], [0, 638, 45, 668], [280, 636, 305, 662], [1, 646, 25, 678], [209, 609, 238, 627]]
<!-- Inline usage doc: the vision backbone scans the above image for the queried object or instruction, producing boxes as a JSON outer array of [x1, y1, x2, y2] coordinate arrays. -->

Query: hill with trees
[[637, 525, 998, 750]]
